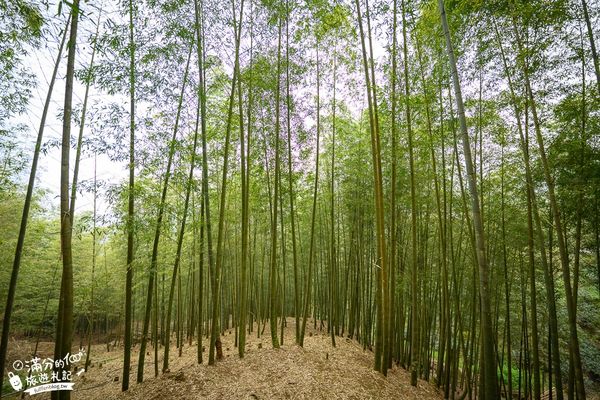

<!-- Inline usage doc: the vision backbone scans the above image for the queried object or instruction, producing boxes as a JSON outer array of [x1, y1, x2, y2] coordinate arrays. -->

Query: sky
[[13, 2, 127, 220], [12, 0, 429, 224]]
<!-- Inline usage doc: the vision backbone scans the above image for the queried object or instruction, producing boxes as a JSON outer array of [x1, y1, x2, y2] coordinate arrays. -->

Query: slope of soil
[[12, 320, 443, 399]]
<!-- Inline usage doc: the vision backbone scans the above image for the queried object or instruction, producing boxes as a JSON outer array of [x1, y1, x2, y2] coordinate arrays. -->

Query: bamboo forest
[[1, 0, 599, 398]]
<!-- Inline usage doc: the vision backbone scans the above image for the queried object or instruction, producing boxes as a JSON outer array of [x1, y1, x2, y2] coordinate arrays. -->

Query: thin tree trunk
[[437, 1, 498, 398], [269, 13, 283, 350], [329, 45, 337, 349], [416, 38, 450, 394], [401, 0, 419, 385], [284, 0, 301, 346], [84, 154, 97, 372], [238, 2, 250, 354], [53, 3, 80, 399], [163, 46, 199, 372], [581, 0, 600, 95], [69, 8, 101, 219], [0, 15, 70, 395], [77, 12, 103, 372], [355, 0, 389, 375], [299, 37, 321, 347], [122, 0, 136, 390], [209, 0, 244, 363], [500, 144, 513, 399], [511, 15, 586, 399], [138, 43, 193, 381], [493, 21, 541, 398]]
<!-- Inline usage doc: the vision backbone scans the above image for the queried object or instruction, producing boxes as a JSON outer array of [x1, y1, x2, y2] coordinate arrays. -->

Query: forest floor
[[8, 319, 443, 399]]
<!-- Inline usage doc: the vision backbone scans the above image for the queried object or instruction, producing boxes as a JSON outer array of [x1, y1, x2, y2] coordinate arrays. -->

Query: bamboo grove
[[1, 0, 599, 399]]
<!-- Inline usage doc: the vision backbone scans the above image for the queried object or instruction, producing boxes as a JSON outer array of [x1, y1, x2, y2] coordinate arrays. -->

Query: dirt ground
[[8, 320, 444, 399]]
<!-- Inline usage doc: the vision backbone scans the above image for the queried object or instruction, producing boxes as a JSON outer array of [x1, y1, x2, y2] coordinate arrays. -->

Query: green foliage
[[0, 0, 43, 154], [2, 0, 600, 396]]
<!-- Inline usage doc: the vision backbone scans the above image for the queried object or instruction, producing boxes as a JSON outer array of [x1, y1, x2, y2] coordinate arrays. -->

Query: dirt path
[[17, 320, 443, 399]]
